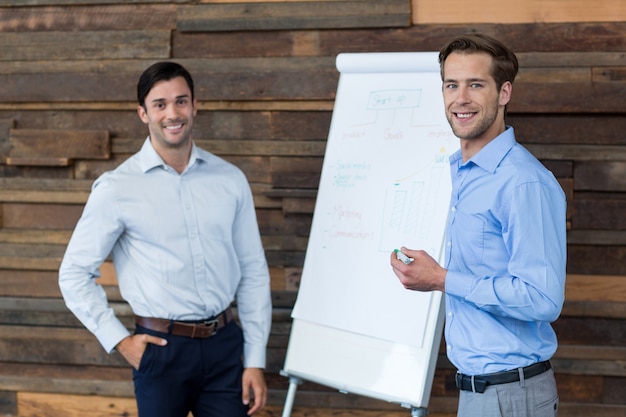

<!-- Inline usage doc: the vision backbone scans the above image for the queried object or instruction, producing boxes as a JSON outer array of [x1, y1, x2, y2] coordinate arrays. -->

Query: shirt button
[[451, 206, 456, 212]]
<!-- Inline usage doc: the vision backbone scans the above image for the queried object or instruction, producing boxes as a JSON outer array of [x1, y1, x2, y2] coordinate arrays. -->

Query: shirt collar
[[471, 126, 516, 174], [451, 126, 516, 174], [138, 137, 207, 173]]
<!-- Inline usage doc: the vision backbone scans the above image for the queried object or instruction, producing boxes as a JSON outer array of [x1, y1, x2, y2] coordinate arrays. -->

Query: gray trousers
[[457, 368, 558, 417]]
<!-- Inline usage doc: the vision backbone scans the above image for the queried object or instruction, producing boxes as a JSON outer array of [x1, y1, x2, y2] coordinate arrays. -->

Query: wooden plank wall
[[0, 1, 624, 416]]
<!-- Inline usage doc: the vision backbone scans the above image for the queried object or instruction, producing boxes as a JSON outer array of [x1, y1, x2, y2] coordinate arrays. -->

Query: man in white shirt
[[59, 61, 272, 417]]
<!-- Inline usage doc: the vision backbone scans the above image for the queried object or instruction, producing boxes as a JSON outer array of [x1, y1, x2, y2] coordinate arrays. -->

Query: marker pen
[[394, 249, 414, 265]]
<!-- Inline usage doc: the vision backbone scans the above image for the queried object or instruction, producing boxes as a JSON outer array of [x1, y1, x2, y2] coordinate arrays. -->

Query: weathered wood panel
[[3, 64, 626, 114], [0, 57, 338, 102], [14, 392, 432, 417], [197, 140, 326, 157], [574, 162, 626, 192], [525, 145, 626, 162], [7, 129, 110, 166], [270, 156, 323, 188], [0, 326, 125, 367], [2, 203, 83, 229], [0, 5, 177, 32], [509, 114, 626, 146], [1, 110, 332, 143], [412, 0, 626, 24], [0, 178, 93, 192], [565, 275, 626, 303], [0, 31, 170, 61], [553, 317, 626, 346], [568, 230, 626, 246], [0, 118, 14, 158], [567, 246, 626, 275], [0, 0, 186, 5], [8, 0, 620, 27], [512, 80, 626, 113], [173, 30, 297, 58], [17, 393, 137, 417], [0, 271, 63, 298], [177, 0, 411, 32], [0, 244, 65, 271], [316, 23, 626, 55], [0, 391, 15, 415], [572, 199, 626, 229]]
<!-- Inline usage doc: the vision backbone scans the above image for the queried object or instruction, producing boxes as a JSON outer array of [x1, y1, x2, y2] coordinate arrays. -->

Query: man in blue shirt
[[391, 34, 566, 416], [59, 62, 272, 416]]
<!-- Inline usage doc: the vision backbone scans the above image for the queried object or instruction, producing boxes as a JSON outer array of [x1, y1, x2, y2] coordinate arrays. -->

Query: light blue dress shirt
[[59, 138, 272, 368], [444, 127, 567, 376]]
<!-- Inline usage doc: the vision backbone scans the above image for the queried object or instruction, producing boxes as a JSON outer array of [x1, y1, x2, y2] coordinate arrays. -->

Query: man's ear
[[137, 105, 149, 124], [499, 81, 513, 106]]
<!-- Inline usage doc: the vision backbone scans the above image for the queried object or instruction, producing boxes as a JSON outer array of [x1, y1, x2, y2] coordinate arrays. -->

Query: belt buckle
[[455, 372, 462, 388], [202, 318, 219, 326], [188, 318, 219, 339], [455, 372, 487, 393], [202, 318, 219, 333]]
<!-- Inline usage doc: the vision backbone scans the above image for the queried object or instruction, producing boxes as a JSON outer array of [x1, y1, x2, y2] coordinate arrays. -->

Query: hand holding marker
[[394, 248, 414, 265]]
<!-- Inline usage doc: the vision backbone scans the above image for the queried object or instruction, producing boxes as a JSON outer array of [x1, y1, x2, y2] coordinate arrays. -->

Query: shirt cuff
[[94, 319, 132, 354], [243, 343, 267, 369], [445, 270, 475, 300]]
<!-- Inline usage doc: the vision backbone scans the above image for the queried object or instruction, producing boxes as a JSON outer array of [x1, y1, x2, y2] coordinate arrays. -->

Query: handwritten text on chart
[[333, 205, 363, 222], [341, 129, 366, 140], [326, 204, 371, 242], [367, 89, 422, 110], [384, 129, 403, 140], [332, 161, 371, 189], [427, 129, 456, 139], [329, 230, 374, 240]]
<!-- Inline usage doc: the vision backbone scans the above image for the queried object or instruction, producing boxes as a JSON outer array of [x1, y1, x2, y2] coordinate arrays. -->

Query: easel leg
[[411, 407, 428, 416], [281, 376, 303, 417]]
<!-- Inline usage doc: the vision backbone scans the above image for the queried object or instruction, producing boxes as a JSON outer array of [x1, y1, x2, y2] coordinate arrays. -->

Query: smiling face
[[442, 51, 511, 149], [137, 76, 197, 155]]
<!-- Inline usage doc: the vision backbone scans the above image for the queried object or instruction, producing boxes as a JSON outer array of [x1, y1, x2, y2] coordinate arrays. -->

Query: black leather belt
[[455, 361, 552, 393], [135, 308, 233, 339]]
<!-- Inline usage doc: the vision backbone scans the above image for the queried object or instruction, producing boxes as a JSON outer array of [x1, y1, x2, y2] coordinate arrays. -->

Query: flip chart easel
[[281, 52, 459, 416]]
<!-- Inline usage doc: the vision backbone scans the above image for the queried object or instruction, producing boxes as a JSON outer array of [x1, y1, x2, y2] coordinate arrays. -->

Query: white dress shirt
[[59, 138, 272, 368]]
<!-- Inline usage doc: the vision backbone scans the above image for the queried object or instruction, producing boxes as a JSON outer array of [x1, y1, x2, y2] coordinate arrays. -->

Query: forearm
[[445, 269, 564, 322], [59, 271, 131, 352]]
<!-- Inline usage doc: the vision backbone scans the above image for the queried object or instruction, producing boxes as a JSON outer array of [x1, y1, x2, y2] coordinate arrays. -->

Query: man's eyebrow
[[443, 78, 489, 84], [444, 77, 489, 83], [149, 94, 190, 104]]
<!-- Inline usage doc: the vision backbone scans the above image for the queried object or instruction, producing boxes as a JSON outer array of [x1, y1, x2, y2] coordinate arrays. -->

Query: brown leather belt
[[135, 308, 233, 339]]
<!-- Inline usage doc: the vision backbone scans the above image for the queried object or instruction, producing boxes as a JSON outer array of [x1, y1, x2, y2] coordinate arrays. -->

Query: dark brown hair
[[438, 33, 519, 92], [137, 61, 195, 109]]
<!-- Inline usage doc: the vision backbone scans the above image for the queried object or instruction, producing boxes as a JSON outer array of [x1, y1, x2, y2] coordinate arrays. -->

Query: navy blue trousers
[[132, 321, 248, 417]]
